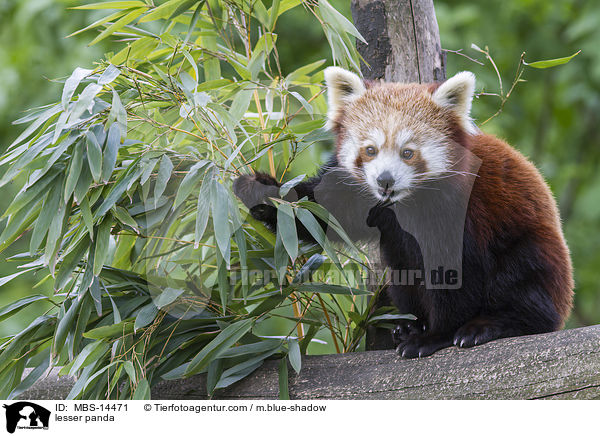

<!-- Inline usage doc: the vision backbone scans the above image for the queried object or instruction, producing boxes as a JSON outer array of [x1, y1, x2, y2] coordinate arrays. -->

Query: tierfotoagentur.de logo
[[2, 402, 50, 434]]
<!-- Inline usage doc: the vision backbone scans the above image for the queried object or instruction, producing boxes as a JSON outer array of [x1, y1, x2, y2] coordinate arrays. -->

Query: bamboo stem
[[317, 294, 341, 353]]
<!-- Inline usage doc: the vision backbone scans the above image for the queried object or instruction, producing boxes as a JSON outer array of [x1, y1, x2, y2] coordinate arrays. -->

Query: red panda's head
[[324, 67, 476, 203]]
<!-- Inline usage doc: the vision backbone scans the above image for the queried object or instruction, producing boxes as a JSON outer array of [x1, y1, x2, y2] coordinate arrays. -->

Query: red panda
[[234, 67, 574, 358]]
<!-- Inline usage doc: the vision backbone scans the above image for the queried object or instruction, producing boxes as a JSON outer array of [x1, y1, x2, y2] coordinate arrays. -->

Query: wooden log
[[350, 0, 446, 82], [20, 326, 600, 400]]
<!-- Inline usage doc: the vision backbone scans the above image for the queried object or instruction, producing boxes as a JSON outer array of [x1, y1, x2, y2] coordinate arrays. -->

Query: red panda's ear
[[324, 67, 366, 129], [432, 71, 476, 133]]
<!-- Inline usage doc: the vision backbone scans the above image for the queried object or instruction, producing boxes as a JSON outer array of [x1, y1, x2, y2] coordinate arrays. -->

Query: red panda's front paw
[[366, 205, 396, 229], [248, 204, 277, 228], [233, 173, 280, 210], [396, 333, 452, 359]]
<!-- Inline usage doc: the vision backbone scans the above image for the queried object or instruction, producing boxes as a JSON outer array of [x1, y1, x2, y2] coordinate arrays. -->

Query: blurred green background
[[1, 0, 598, 337]]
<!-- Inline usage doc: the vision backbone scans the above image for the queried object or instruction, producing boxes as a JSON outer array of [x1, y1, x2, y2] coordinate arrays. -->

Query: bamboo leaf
[[288, 338, 301, 374], [525, 51, 581, 69], [69, 83, 103, 123], [153, 288, 184, 308], [132, 378, 150, 399], [185, 318, 254, 375], [0, 295, 49, 323], [214, 351, 273, 389], [318, 0, 366, 43], [74, 164, 93, 205], [194, 167, 213, 247], [55, 236, 90, 291], [90, 277, 102, 316], [6, 105, 62, 151], [89, 8, 146, 46], [29, 179, 62, 253], [154, 154, 173, 207], [93, 217, 113, 276], [139, 0, 186, 22], [95, 159, 144, 217], [0, 198, 42, 254], [291, 282, 370, 295], [134, 303, 159, 331], [279, 174, 306, 197], [53, 297, 82, 354], [112, 206, 138, 231], [211, 180, 231, 261], [86, 131, 103, 183], [219, 340, 282, 358], [8, 354, 50, 400], [80, 197, 95, 239], [62, 67, 93, 110], [64, 141, 84, 199], [3, 171, 58, 218], [102, 123, 121, 182], [123, 361, 137, 384], [274, 231, 288, 284], [368, 313, 417, 323], [169, 0, 200, 20], [97, 64, 121, 85], [68, 341, 109, 376], [0, 316, 51, 372], [108, 89, 127, 136], [229, 88, 253, 123], [173, 161, 208, 209], [71, 1, 147, 10], [296, 207, 345, 275], [83, 320, 134, 339], [289, 91, 313, 116], [277, 203, 298, 261]]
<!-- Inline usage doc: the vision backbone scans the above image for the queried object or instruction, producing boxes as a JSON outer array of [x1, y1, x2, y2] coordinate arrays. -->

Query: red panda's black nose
[[377, 171, 394, 190]]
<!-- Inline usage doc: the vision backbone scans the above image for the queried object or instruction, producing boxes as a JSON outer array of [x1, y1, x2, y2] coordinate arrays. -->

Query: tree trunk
[[350, 0, 446, 83], [350, 0, 446, 350]]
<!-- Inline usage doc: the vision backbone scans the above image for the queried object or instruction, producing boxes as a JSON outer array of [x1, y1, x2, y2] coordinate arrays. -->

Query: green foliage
[[0, 0, 390, 400], [0, 0, 113, 337]]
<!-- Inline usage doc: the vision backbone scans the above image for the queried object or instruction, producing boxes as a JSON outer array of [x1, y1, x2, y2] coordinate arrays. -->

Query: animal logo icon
[[3, 402, 50, 433]]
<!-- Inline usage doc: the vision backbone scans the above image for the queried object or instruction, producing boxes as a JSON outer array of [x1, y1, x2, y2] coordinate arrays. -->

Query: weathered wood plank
[[20, 326, 600, 400]]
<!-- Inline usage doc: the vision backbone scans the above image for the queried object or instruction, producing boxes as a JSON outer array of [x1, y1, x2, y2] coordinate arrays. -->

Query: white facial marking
[[341, 130, 450, 204], [419, 141, 448, 176], [340, 138, 359, 173], [363, 150, 415, 202], [395, 129, 413, 148], [368, 128, 386, 148]]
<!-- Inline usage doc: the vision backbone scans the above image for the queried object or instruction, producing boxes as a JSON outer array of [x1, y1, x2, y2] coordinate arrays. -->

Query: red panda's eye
[[365, 146, 377, 156], [401, 149, 414, 160]]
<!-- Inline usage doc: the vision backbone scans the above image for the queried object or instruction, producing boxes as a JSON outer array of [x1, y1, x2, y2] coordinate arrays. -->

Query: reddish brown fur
[[334, 79, 573, 326], [467, 133, 574, 322], [236, 72, 575, 357]]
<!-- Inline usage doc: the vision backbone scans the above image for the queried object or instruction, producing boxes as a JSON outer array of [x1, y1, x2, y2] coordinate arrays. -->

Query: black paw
[[392, 319, 426, 345], [453, 320, 504, 348], [396, 334, 452, 359], [366, 205, 396, 229], [249, 204, 277, 225], [233, 173, 280, 210]]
